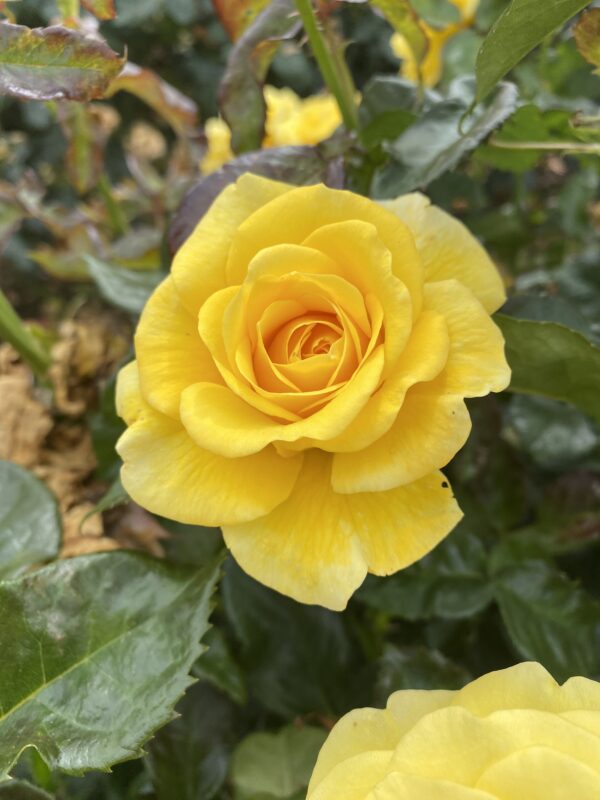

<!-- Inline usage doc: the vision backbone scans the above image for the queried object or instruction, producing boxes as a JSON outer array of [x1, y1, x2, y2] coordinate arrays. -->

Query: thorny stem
[[294, 0, 359, 132]]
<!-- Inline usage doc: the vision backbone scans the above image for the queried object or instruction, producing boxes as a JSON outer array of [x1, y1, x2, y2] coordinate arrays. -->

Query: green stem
[[98, 175, 129, 236], [489, 137, 600, 155], [294, 0, 359, 132], [0, 288, 51, 377]]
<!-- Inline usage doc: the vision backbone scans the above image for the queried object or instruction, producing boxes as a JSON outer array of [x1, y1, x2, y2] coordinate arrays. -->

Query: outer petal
[[307, 752, 393, 800], [135, 276, 221, 419], [383, 193, 506, 313], [370, 774, 496, 800], [476, 747, 600, 799], [425, 280, 510, 397], [308, 708, 401, 795], [222, 453, 461, 609], [222, 451, 369, 610], [390, 707, 600, 783], [332, 384, 471, 492], [116, 377, 302, 527], [356, 470, 462, 576], [172, 173, 293, 315]]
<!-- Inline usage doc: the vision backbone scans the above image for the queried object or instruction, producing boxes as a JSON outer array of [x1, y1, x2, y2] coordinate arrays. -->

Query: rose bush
[[116, 173, 509, 609], [200, 86, 341, 174], [307, 662, 600, 799]]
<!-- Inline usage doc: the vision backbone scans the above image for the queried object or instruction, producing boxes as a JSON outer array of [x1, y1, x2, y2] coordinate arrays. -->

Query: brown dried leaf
[[574, 8, 600, 71], [0, 345, 53, 468], [213, 0, 271, 40]]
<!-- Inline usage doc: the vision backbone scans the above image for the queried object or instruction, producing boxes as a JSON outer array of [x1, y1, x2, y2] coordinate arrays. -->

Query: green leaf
[[0, 552, 219, 778], [376, 644, 470, 703], [0, 22, 124, 102], [0, 462, 61, 581], [220, 0, 300, 153], [373, 78, 517, 196], [147, 682, 238, 800], [476, 0, 592, 102], [231, 725, 326, 800], [0, 288, 51, 377], [193, 628, 247, 705], [506, 395, 599, 470], [574, 8, 600, 70], [493, 559, 600, 681], [358, 76, 417, 149], [411, 0, 460, 26], [0, 781, 53, 800], [358, 525, 493, 620], [495, 314, 600, 425], [84, 256, 163, 314], [221, 560, 364, 717]]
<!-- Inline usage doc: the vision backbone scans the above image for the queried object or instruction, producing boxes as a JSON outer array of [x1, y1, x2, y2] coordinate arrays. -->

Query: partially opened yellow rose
[[116, 174, 509, 609], [201, 86, 341, 174], [391, 0, 479, 87], [307, 662, 600, 799]]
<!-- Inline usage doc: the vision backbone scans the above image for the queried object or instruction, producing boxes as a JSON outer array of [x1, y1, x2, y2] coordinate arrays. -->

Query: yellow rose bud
[[116, 175, 509, 609], [200, 87, 342, 174], [391, 0, 480, 87], [307, 662, 600, 799]]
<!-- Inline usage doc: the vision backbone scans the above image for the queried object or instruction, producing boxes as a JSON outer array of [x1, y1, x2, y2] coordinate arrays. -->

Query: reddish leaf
[[106, 62, 198, 135], [0, 22, 124, 102], [213, 0, 271, 40], [82, 0, 117, 20], [574, 9, 600, 71]]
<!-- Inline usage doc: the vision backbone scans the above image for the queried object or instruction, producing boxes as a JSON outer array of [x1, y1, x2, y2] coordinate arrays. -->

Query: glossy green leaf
[[476, 0, 591, 101], [493, 559, 600, 681], [0, 552, 219, 778], [358, 525, 493, 620], [221, 560, 364, 717], [147, 682, 238, 800], [507, 395, 599, 470], [193, 628, 247, 705], [373, 78, 517, 196], [0, 462, 61, 581], [85, 256, 163, 314], [0, 22, 124, 102], [220, 0, 300, 153], [376, 645, 470, 703], [231, 725, 326, 800], [495, 314, 600, 425]]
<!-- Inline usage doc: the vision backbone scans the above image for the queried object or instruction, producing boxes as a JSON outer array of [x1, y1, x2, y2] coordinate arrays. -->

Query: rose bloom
[[200, 86, 341, 174], [391, 0, 479, 87], [307, 662, 600, 799], [116, 174, 509, 609]]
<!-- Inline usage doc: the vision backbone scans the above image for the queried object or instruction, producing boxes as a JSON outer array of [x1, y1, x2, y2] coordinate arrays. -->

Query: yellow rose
[[307, 662, 600, 799], [200, 87, 341, 174], [391, 0, 479, 87], [116, 174, 509, 609]]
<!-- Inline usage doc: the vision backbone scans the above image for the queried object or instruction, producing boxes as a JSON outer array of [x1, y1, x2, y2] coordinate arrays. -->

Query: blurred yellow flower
[[391, 0, 479, 87], [200, 86, 342, 174], [116, 174, 508, 609], [308, 662, 600, 799]]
